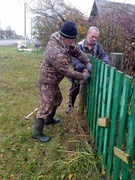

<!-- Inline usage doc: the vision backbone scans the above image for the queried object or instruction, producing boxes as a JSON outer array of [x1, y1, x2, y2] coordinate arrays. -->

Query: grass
[[0, 45, 102, 180]]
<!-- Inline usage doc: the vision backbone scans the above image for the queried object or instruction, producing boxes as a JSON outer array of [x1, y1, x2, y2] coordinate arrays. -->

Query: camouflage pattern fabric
[[39, 32, 90, 85], [36, 84, 62, 119]]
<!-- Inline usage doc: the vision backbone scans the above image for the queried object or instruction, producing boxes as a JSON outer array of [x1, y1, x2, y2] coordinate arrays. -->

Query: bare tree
[[27, 0, 88, 47], [89, 3, 135, 77], [5, 26, 12, 38]]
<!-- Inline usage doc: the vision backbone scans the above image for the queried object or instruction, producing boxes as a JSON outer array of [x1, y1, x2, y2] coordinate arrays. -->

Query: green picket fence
[[86, 56, 135, 180]]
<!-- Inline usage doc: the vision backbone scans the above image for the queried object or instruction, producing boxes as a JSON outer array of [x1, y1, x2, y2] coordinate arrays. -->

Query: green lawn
[[0, 46, 101, 180]]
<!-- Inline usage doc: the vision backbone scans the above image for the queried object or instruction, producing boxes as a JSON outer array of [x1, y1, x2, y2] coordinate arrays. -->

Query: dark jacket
[[72, 39, 109, 72]]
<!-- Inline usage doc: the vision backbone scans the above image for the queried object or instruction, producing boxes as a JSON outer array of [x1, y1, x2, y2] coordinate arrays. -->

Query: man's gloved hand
[[68, 44, 77, 52], [82, 72, 90, 81], [86, 62, 92, 72]]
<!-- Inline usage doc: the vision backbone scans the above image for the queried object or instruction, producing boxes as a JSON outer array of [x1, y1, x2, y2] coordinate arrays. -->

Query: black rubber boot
[[45, 116, 60, 125], [45, 107, 60, 125], [32, 116, 51, 142], [65, 104, 73, 114], [66, 80, 79, 114]]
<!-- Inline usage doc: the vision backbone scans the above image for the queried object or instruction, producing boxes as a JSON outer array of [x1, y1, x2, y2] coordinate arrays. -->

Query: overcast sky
[[0, 0, 134, 37], [66, 0, 135, 15]]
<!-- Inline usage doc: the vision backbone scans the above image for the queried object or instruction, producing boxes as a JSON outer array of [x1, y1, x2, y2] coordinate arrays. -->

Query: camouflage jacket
[[39, 32, 90, 85]]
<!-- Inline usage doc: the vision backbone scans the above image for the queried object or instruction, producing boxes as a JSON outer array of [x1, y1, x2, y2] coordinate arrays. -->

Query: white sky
[[0, 0, 32, 36], [0, 0, 135, 37]]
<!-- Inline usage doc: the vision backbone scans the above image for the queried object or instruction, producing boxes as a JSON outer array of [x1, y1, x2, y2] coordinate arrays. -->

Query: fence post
[[77, 83, 87, 117], [109, 53, 124, 71], [77, 54, 92, 117]]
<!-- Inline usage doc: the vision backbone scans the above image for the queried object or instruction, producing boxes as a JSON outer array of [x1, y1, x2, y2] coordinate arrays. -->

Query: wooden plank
[[88, 57, 98, 131], [121, 83, 135, 179], [133, 167, 135, 180], [98, 117, 109, 127], [107, 71, 124, 176], [86, 56, 95, 126], [88, 56, 96, 128], [102, 67, 116, 171], [89, 58, 99, 132], [113, 75, 133, 180], [98, 65, 109, 157], [92, 59, 102, 139], [114, 147, 130, 164], [95, 62, 105, 148]]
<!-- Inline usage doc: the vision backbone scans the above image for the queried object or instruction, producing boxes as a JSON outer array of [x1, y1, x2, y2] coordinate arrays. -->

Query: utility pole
[[24, 0, 27, 47]]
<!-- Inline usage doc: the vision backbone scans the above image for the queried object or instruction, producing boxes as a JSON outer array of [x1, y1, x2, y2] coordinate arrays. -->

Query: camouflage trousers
[[36, 84, 62, 119]]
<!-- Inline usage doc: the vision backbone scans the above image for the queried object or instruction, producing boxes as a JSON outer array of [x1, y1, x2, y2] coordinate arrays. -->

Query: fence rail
[[86, 56, 135, 180]]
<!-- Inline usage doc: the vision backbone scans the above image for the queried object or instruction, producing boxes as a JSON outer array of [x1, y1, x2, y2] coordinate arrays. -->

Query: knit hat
[[60, 21, 78, 39]]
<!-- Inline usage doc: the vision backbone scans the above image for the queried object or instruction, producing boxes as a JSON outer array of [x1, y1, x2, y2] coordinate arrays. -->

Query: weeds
[[51, 140, 101, 180]]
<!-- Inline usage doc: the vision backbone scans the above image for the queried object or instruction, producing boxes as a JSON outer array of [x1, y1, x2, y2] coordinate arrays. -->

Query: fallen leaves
[[68, 173, 73, 179]]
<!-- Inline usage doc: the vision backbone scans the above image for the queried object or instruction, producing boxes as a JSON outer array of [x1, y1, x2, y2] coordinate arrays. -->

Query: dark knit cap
[[60, 21, 78, 39]]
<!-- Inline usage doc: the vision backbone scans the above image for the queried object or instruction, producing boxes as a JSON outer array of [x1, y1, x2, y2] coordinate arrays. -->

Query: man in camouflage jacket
[[32, 21, 92, 143]]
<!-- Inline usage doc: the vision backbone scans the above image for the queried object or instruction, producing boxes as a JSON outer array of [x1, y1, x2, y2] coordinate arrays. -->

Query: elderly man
[[32, 21, 92, 142], [66, 26, 109, 114]]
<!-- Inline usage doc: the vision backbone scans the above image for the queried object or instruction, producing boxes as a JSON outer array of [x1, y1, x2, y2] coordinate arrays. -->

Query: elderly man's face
[[87, 30, 99, 45]]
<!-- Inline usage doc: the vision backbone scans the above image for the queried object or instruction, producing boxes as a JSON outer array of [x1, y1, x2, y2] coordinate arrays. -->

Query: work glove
[[86, 62, 92, 72], [82, 72, 90, 81], [68, 44, 77, 52]]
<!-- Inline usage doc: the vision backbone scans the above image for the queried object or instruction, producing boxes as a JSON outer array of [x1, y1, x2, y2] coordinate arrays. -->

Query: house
[[89, 0, 135, 22], [0, 29, 18, 39], [88, 0, 135, 77]]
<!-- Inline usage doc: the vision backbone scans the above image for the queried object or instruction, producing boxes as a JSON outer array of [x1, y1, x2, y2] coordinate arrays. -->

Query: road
[[0, 39, 30, 46]]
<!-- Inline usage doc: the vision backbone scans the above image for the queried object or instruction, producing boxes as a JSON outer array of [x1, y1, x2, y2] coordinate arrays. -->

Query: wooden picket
[[86, 56, 135, 180]]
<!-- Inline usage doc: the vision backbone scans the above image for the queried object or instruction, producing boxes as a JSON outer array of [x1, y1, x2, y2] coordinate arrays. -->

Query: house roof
[[89, 0, 135, 20]]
